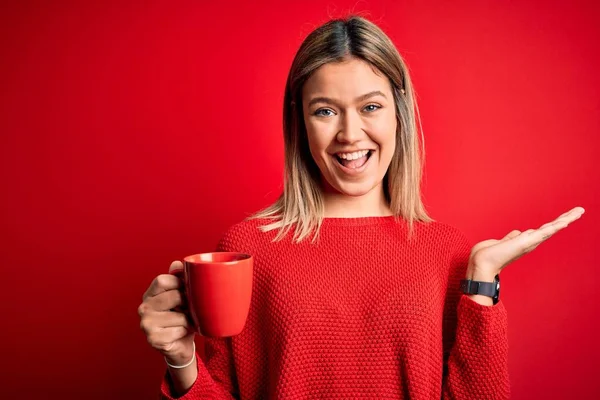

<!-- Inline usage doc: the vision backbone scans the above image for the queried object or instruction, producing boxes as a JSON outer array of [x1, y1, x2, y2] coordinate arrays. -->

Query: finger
[[480, 229, 536, 267], [523, 216, 571, 248], [143, 273, 181, 300], [146, 289, 184, 312], [516, 229, 540, 250], [536, 207, 584, 239], [158, 311, 191, 329], [536, 221, 568, 241], [559, 206, 585, 219], [514, 219, 567, 252], [496, 231, 522, 268], [169, 260, 184, 274], [552, 209, 583, 226], [537, 214, 574, 232], [536, 207, 583, 235], [140, 310, 189, 331], [538, 220, 559, 230], [543, 207, 585, 228], [501, 230, 521, 241], [481, 208, 584, 268], [551, 206, 584, 221], [146, 326, 189, 351]]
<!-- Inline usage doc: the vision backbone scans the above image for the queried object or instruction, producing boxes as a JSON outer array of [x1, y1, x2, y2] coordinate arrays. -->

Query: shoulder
[[216, 217, 276, 253], [421, 221, 473, 277], [421, 220, 472, 253]]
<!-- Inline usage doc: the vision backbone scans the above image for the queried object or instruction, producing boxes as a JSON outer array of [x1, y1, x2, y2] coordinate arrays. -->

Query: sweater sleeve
[[441, 230, 511, 400]]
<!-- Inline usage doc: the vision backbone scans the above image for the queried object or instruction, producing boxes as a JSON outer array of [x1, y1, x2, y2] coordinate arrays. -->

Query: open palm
[[468, 206, 585, 277]]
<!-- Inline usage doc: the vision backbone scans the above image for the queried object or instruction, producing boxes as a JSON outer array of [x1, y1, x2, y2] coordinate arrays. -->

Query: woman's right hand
[[138, 261, 196, 366]]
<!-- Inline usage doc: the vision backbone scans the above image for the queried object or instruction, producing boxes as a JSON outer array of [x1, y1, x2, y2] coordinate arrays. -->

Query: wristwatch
[[460, 274, 500, 305]]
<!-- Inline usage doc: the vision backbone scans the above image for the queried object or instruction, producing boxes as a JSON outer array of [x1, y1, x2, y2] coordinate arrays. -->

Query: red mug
[[171, 252, 253, 337]]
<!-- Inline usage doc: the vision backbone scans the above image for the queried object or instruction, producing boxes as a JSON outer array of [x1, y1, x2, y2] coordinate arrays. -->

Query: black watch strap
[[460, 274, 500, 304]]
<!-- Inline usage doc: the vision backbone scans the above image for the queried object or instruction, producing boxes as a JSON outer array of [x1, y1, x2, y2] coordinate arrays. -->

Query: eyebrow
[[307, 90, 387, 108]]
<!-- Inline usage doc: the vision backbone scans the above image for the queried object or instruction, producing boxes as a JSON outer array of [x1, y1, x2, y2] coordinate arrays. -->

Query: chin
[[329, 178, 379, 197]]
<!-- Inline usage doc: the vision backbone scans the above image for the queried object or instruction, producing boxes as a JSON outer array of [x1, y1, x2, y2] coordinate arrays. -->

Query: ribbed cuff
[[456, 294, 509, 350]]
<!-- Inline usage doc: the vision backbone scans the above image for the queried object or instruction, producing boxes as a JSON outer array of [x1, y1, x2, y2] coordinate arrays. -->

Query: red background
[[1, 1, 598, 398]]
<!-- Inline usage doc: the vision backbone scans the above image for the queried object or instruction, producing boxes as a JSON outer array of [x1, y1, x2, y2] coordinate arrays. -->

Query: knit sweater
[[160, 216, 510, 399]]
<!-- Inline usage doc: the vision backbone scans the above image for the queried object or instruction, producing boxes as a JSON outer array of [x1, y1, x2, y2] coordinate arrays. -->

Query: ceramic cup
[[171, 252, 253, 337]]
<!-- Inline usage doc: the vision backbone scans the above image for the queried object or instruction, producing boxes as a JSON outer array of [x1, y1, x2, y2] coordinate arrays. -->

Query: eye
[[363, 104, 381, 113], [314, 108, 335, 117]]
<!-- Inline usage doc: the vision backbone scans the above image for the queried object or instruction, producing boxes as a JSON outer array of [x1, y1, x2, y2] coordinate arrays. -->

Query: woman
[[138, 16, 584, 399]]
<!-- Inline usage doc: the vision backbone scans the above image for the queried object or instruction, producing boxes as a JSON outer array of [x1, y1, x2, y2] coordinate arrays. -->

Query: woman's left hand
[[466, 206, 585, 282]]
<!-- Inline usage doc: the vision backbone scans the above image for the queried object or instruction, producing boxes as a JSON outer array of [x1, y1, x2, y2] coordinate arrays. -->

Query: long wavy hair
[[248, 15, 434, 243]]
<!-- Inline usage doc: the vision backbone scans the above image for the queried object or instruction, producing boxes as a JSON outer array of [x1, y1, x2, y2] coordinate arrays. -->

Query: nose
[[336, 110, 364, 143]]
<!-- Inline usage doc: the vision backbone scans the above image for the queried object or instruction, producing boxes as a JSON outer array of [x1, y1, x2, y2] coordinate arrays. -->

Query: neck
[[321, 182, 392, 218]]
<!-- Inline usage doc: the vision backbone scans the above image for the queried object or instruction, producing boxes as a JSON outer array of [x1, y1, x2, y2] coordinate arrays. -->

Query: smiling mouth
[[334, 150, 374, 169]]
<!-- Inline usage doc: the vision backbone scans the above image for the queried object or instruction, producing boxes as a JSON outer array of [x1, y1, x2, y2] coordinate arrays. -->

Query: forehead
[[302, 58, 390, 99]]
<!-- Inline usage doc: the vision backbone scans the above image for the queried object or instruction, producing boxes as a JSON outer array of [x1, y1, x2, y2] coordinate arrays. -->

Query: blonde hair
[[248, 15, 434, 243]]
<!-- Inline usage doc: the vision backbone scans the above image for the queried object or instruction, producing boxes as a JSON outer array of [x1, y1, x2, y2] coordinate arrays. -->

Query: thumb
[[501, 230, 522, 241], [169, 260, 184, 273]]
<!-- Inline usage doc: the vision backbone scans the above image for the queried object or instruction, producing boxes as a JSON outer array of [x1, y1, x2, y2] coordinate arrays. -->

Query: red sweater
[[161, 216, 510, 399]]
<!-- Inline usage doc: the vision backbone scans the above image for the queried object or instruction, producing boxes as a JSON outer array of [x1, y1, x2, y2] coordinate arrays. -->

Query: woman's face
[[301, 57, 397, 198]]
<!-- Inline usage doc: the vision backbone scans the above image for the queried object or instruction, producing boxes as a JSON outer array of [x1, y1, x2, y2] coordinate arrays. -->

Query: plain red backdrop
[[1, 1, 598, 398]]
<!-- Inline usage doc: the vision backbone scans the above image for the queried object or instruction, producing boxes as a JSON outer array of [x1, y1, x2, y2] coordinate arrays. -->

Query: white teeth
[[337, 150, 370, 160]]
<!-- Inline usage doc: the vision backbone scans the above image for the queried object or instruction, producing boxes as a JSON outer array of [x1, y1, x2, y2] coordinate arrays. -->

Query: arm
[[165, 354, 198, 396], [160, 337, 239, 400], [441, 232, 510, 400], [160, 231, 242, 399]]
